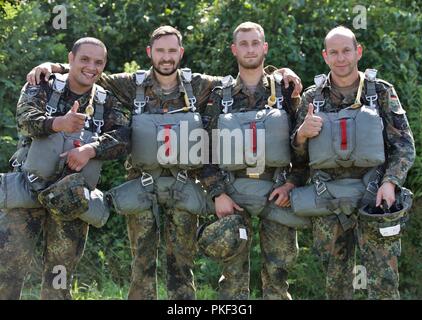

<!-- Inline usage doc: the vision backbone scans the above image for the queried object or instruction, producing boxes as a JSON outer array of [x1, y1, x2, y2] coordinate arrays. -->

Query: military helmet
[[197, 214, 248, 263], [38, 173, 90, 221], [358, 187, 413, 236]]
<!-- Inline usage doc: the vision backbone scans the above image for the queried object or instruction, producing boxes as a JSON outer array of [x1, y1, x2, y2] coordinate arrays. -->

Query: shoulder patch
[[387, 87, 406, 114]]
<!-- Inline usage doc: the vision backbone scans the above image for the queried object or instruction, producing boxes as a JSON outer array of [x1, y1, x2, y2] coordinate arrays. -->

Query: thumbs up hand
[[52, 101, 87, 133], [296, 103, 323, 145]]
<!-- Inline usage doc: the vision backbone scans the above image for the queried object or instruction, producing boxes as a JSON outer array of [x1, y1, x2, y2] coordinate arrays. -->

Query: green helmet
[[197, 214, 248, 262], [38, 173, 90, 221], [358, 187, 413, 236]]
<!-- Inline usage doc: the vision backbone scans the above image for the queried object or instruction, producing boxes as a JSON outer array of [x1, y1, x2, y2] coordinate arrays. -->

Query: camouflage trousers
[[219, 212, 299, 300], [313, 214, 401, 300], [126, 207, 198, 300], [0, 207, 88, 300]]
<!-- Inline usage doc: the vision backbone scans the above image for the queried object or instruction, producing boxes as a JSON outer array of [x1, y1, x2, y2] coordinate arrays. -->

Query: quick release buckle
[[315, 180, 327, 196], [140, 172, 154, 187], [177, 170, 188, 184], [27, 173, 39, 183]]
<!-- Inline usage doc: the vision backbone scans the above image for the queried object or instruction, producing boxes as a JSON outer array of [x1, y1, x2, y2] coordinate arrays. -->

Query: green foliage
[[1, 0, 421, 299]]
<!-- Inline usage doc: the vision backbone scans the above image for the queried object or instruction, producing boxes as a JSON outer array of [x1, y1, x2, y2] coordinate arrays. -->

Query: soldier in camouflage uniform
[[292, 26, 415, 299], [27, 26, 302, 300], [0, 38, 130, 300], [200, 22, 306, 300]]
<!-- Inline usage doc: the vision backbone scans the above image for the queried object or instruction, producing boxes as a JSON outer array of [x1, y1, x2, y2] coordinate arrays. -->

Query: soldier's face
[[323, 34, 362, 79], [147, 35, 184, 76], [68, 44, 107, 90], [231, 30, 268, 69]]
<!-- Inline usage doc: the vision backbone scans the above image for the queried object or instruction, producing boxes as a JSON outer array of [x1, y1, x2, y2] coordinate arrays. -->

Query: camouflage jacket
[[16, 76, 131, 160], [201, 71, 306, 199], [95, 67, 221, 178], [292, 72, 415, 187]]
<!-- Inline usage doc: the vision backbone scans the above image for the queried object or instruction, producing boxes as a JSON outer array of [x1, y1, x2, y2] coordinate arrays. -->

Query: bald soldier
[[292, 26, 415, 299]]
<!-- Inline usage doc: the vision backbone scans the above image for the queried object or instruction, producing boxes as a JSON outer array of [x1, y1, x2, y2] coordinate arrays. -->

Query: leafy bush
[[2, 0, 421, 299]]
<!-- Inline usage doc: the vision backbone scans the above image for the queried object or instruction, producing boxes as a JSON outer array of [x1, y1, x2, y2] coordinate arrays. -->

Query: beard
[[238, 53, 266, 69], [151, 58, 181, 76]]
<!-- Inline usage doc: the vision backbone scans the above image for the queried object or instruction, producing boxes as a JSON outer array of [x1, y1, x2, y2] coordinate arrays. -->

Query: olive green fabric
[[106, 177, 154, 216], [0, 172, 41, 209], [291, 178, 366, 217], [217, 109, 291, 171], [131, 113, 204, 171], [227, 178, 310, 228], [106, 175, 208, 217], [308, 106, 385, 169], [23, 131, 102, 190], [79, 188, 110, 228]]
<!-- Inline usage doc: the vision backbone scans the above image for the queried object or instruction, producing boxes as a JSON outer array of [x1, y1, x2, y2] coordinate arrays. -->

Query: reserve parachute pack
[[308, 69, 385, 169], [22, 74, 106, 191], [216, 73, 291, 171], [106, 168, 209, 228], [0, 172, 42, 209], [130, 69, 204, 171], [213, 170, 310, 229], [38, 173, 110, 228]]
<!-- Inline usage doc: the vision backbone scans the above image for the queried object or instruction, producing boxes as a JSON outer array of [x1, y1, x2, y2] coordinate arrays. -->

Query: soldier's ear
[[146, 46, 152, 59], [357, 44, 363, 60], [231, 43, 237, 56], [180, 46, 185, 58], [68, 51, 74, 65]]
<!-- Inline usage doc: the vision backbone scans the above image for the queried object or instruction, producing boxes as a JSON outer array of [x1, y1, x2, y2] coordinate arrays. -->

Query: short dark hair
[[71, 37, 107, 56], [324, 26, 358, 50], [149, 25, 183, 47]]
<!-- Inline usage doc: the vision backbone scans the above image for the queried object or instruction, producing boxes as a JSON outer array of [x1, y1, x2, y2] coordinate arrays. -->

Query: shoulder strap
[[180, 68, 197, 112], [133, 70, 149, 114], [312, 74, 327, 113], [364, 68, 379, 108], [46, 73, 67, 116], [92, 84, 107, 133], [220, 75, 235, 113]]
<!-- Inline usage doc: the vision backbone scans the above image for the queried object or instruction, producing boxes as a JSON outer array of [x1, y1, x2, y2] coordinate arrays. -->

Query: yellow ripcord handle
[[267, 75, 276, 108], [351, 72, 365, 109]]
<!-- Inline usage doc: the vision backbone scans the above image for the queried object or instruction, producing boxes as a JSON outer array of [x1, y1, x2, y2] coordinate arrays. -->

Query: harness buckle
[[93, 119, 104, 133], [45, 104, 57, 116], [222, 99, 234, 114], [365, 94, 378, 108], [11, 159, 21, 168], [315, 180, 327, 196], [140, 172, 154, 187], [366, 181, 379, 195], [276, 96, 284, 109], [176, 170, 188, 184], [27, 173, 39, 183], [312, 99, 325, 113]]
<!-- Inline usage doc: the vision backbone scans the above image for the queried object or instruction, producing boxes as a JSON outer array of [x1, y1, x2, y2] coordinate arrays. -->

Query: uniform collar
[[145, 67, 184, 96], [232, 71, 269, 96]]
